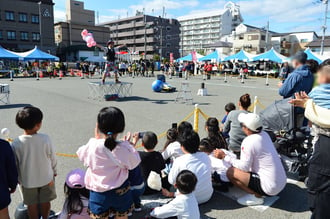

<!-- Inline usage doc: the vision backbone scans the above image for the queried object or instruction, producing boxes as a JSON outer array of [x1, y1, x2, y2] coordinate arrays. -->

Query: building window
[[5, 11, 14, 21], [20, 32, 28, 41], [0, 31, 3, 40], [19, 13, 28, 22], [166, 35, 171, 40], [7, 31, 16, 40], [300, 39, 309, 43], [31, 15, 39, 24], [166, 26, 171, 31], [261, 35, 266, 41], [248, 35, 259, 41], [166, 43, 171, 48], [32, 32, 40, 41]]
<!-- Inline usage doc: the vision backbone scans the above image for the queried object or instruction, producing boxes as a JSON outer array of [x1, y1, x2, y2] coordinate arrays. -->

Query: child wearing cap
[[59, 169, 90, 219]]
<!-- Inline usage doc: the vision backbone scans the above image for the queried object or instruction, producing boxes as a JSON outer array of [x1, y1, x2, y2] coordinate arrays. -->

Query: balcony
[[135, 37, 155, 44]]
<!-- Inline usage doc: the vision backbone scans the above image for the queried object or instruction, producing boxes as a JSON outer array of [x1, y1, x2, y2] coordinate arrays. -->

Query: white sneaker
[[237, 194, 264, 206]]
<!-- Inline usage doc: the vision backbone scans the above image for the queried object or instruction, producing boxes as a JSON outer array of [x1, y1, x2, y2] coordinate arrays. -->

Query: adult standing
[[223, 93, 251, 155], [278, 51, 314, 98], [215, 113, 286, 206], [290, 94, 330, 219], [96, 40, 125, 84]]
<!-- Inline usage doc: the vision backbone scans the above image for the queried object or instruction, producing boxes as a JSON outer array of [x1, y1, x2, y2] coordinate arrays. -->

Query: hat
[[238, 113, 263, 132], [65, 169, 86, 189], [107, 40, 114, 45], [292, 51, 307, 64]]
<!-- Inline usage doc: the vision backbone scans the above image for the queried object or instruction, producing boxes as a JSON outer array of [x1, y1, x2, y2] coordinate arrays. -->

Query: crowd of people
[[1, 50, 330, 219]]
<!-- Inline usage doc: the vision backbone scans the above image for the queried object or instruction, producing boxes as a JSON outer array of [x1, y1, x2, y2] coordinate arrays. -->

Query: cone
[[59, 70, 63, 80], [54, 69, 57, 77], [70, 69, 74, 77], [39, 71, 43, 78]]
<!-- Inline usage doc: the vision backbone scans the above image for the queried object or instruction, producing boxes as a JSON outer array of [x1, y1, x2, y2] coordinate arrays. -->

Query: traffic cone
[[59, 70, 63, 80], [70, 69, 74, 77], [53, 69, 57, 77], [39, 71, 44, 78]]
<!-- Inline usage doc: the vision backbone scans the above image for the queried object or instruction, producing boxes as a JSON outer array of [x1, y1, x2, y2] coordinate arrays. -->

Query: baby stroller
[[259, 98, 313, 181]]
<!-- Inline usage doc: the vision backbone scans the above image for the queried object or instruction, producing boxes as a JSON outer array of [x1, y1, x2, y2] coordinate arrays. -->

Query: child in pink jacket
[[77, 107, 140, 219]]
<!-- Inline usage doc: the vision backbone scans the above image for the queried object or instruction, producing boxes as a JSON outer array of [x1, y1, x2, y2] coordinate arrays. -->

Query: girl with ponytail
[[77, 107, 140, 219], [205, 117, 227, 150]]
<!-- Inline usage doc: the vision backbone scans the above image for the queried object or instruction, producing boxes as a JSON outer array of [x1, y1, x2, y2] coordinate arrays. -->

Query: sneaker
[[237, 194, 264, 206], [134, 203, 142, 212], [127, 212, 132, 217]]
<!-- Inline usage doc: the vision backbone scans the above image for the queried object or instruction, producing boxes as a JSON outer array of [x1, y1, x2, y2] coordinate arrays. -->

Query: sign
[[170, 53, 174, 64], [191, 51, 197, 62]]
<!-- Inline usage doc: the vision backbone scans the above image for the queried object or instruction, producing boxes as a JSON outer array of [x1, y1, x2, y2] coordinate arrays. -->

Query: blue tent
[[223, 49, 255, 62], [176, 52, 204, 62], [199, 51, 221, 62], [305, 48, 324, 64], [252, 47, 288, 63], [17, 46, 59, 61], [0, 46, 20, 60]]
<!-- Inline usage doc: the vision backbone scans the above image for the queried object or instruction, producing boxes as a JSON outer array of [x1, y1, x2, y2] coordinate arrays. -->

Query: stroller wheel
[[304, 177, 309, 187]]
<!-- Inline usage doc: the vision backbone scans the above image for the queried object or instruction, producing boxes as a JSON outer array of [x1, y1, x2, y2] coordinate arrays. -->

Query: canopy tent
[[14, 46, 59, 61], [0, 46, 21, 60], [223, 49, 255, 62], [304, 48, 324, 64], [252, 47, 288, 63], [176, 52, 204, 62], [198, 50, 222, 62], [85, 56, 106, 63]]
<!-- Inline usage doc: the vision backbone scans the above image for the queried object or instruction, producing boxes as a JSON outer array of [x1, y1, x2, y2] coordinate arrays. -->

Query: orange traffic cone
[[39, 71, 44, 78], [53, 69, 58, 77], [59, 70, 63, 80]]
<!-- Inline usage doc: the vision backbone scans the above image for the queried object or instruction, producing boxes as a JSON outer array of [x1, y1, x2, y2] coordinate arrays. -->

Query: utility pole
[[321, 0, 329, 55], [144, 14, 147, 60], [265, 20, 269, 52], [159, 6, 165, 63], [38, 1, 43, 50]]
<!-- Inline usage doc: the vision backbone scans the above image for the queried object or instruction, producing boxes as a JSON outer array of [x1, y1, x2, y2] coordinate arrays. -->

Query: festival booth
[[0, 46, 21, 60], [304, 48, 325, 64], [176, 52, 204, 62], [14, 46, 59, 61], [198, 51, 222, 62], [223, 49, 255, 62]]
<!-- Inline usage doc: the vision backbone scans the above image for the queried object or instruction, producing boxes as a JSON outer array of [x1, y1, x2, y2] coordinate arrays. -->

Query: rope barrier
[[54, 97, 266, 158]]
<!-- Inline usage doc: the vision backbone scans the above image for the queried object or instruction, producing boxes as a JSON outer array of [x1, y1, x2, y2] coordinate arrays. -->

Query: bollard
[[224, 72, 227, 83], [240, 73, 244, 84], [10, 70, 14, 81], [36, 71, 39, 80], [253, 96, 258, 114], [81, 70, 84, 79], [193, 104, 199, 132], [265, 73, 269, 86]]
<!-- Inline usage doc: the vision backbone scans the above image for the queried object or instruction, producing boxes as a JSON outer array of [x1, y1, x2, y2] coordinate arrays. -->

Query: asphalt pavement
[[0, 73, 311, 219]]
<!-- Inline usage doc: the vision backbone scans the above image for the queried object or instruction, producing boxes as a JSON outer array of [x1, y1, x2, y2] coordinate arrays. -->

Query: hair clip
[[107, 132, 113, 135]]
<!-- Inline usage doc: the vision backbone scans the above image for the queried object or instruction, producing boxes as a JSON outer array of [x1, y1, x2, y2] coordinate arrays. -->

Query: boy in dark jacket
[[0, 139, 18, 219]]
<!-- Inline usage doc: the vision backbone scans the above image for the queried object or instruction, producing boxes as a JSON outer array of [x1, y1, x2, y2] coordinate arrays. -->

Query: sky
[[53, 0, 329, 35]]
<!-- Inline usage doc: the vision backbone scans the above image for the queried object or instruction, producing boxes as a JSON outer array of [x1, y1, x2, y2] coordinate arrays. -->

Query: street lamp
[[38, 1, 43, 50]]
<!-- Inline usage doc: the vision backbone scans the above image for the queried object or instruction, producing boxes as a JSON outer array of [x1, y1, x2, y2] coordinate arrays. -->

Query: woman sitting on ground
[[205, 117, 227, 150]]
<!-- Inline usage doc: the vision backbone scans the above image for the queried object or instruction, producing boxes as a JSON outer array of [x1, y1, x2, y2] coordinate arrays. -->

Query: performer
[[96, 40, 125, 84]]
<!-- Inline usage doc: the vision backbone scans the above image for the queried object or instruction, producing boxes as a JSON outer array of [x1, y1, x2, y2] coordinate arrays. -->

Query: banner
[[191, 51, 197, 62], [170, 53, 174, 64]]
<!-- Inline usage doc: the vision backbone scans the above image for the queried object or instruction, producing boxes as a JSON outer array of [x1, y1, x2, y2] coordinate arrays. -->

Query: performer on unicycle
[[96, 40, 125, 84]]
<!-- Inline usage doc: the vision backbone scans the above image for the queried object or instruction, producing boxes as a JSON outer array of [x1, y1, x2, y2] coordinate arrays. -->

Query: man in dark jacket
[[278, 51, 314, 98], [0, 139, 18, 219]]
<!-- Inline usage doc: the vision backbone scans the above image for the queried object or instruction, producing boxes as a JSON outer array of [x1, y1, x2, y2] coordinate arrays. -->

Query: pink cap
[[65, 169, 86, 189]]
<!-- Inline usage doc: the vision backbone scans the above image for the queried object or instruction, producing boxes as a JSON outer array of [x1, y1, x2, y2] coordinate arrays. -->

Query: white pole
[[36, 68, 39, 80], [10, 70, 13, 81], [266, 72, 269, 86], [253, 96, 258, 114], [224, 72, 227, 83]]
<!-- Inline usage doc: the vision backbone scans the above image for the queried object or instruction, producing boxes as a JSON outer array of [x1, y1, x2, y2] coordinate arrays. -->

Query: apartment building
[[178, 1, 243, 56], [0, 0, 55, 52], [101, 14, 181, 60]]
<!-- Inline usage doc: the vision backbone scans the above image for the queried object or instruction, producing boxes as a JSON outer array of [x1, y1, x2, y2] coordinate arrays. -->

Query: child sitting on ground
[[77, 107, 141, 219], [128, 165, 145, 212], [132, 132, 165, 195], [221, 103, 236, 139], [199, 138, 236, 191], [59, 169, 90, 219], [162, 122, 193, 162], [150, 170, 200, 219], [163, 128, 178, 151], [0, 138, 18, 219], [11, 106, 57, 219]]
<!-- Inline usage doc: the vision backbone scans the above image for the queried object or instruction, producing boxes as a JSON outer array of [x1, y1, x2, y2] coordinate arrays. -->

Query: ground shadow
[[0, 103, 32, 109], [271, 183, 309, 213], [115, 96, 175, 104]]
